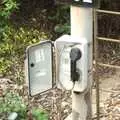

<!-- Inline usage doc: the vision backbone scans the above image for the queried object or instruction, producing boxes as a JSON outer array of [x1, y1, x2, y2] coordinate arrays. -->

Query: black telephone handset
[[70, 48, 82, 82]]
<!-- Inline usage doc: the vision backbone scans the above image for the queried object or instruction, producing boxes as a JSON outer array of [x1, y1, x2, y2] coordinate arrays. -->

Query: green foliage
[[0, 26, 49, 84], [0, 0, 19, 45], [0, 0, 18, 19], [54, 23, 70, 34], [48, 5, 70, 35], [0, 92, 49, 119], [32, 108, 48, 120], [0, 92, 27, 119]]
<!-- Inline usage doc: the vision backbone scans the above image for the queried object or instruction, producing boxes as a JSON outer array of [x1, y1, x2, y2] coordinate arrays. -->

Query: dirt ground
[[0, 68, 120, 120], [59, 68, 120, 120], [93, 69, 120, 120], [51, 68, 120, 120]]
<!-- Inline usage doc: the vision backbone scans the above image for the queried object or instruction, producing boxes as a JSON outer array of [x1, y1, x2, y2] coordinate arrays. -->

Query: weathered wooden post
[[71, 4, 93, 120], [55, 1, 93, 120]]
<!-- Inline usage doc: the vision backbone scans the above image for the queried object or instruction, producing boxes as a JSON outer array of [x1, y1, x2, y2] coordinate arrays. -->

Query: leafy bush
[[0, 0, 18, 31], [0, 92, 27, 119], [53, 5, 70, 34], [48, 5, 70, 36], [0, 0, 18, 19], [0, 92, 49, 120], [0, 26, 49, 84], [32, 108, 48, 120], [0, 0, 19, 41]]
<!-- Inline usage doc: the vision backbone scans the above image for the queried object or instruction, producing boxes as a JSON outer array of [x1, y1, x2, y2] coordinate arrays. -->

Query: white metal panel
[[83, 0, 92, 3], [26, 41, 53, 96], [55, 35, 74, 90]]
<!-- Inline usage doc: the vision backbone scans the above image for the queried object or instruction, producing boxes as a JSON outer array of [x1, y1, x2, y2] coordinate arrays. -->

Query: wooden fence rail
[[94, 8, 120, 120]]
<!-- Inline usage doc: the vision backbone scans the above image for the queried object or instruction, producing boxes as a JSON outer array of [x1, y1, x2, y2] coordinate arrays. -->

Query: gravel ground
[[0, 75, 120, 120]]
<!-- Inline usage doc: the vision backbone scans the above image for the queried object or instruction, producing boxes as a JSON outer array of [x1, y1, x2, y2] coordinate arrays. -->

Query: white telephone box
[[55, 35, 92, 92], [25, 35, 92, 95]]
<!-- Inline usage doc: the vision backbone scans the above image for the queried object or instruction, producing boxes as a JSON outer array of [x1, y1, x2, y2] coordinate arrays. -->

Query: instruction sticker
[[35, 69, 47, 77], [35, 49, 45, 63]]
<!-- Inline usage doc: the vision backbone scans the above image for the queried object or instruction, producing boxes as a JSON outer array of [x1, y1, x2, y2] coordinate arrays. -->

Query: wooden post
[[71, 6, 93, 120]]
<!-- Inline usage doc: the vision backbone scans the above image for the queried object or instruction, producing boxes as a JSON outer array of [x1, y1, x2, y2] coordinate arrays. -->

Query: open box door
[[26, 41, 53, 96]]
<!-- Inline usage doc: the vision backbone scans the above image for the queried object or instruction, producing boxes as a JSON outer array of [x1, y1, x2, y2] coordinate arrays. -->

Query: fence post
[[71, 5, 93, 120]]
